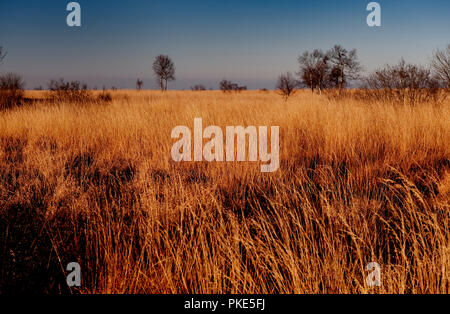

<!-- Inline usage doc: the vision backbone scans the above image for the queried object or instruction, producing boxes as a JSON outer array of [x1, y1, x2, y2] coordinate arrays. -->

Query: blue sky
[[0, 0, 449, 89]]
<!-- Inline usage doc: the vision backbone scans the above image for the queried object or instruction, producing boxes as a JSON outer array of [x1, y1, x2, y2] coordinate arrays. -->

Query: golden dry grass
[[0, 90, 449, 294]]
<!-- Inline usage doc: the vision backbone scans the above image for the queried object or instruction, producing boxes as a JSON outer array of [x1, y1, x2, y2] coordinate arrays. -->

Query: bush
[[0, 73, 24, 110], [191, 84, 206, 91], [219, 79, 247, 93], [98, 91, 112, 102], [48, 79, 91, 103], [359, 60, 445, 105], [276, 72, 298, 100]]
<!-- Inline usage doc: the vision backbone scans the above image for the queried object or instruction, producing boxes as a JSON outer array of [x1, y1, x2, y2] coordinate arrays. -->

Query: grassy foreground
[[0, 90, 449, 293]]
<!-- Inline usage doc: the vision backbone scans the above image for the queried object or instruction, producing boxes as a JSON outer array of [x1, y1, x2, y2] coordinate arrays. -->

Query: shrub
[[191, 84, 206, 91], [276, 72, 298, 100], [0, 73, 24, 110], [98, 91, 112, 102], [220, 79, 247, 93], [359, 59, 445, 105], [48, 79, 91, 103]]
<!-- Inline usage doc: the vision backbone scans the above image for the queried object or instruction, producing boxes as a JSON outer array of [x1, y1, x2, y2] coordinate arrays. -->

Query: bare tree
[[0, 46, 6, 64], [152, 55, 175, 91], [364, 59, 441, 105], [136, 78, 143, 91], [297, 49, 329, 94], [327, 44, 362, 93], [431, 44, 450, 88], [276, 72, 298, 100]]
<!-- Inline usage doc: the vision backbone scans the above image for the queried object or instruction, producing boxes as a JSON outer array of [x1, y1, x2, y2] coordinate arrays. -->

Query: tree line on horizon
[[148, 44, 449, 99], [276, 43, 450, 101], [0, 43, 449, 109]]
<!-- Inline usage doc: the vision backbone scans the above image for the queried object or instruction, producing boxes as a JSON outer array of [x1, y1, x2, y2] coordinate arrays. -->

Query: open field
[[0, 90, 449, 293]]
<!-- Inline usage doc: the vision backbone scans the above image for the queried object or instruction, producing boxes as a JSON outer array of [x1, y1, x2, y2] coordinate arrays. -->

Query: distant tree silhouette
[[0, 46, 6, 64], [297, 49, 329, 94], [327, 45, 362, 92], [191, 84, 206, 91], [220, 79, 247, 93], [297, 45, 361, 94], [220, 79, 233, 92], [431, 44, 450, 88], [152, 55, 175, 91], [136, 78, 143, 91], [233, 84, 247, 92], [276, 72, 298, 100]]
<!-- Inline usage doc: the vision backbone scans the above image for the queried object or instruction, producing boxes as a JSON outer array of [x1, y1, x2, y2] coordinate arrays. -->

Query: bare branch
[[431, 44, 450, 88]]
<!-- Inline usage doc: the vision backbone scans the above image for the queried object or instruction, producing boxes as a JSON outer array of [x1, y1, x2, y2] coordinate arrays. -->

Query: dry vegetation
[[0, 90, 449, 294]]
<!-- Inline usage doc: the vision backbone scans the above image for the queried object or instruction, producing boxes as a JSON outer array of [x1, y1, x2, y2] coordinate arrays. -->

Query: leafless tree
[[0, 46, 6, 64], [136, 78, 143, 91], [152, 55, 175, 91], [327, 45, 362, 93], [431, 44, 450, 88], [297, 49, 329, 94], [276, 72, 298, 100], [364, 59, 442, 105]]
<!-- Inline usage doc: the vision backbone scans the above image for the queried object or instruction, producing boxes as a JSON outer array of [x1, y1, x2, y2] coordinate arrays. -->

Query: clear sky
[[0, 0, 449, 89]]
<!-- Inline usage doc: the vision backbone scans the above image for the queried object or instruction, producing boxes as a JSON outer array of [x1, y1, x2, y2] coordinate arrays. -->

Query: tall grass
[[0, 90, 448, 294]]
